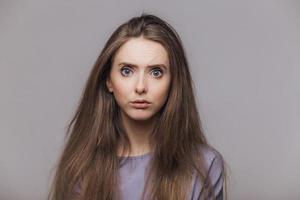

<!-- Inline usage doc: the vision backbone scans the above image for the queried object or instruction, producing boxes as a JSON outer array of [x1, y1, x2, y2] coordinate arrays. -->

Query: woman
[[48, 13, 227, 200]]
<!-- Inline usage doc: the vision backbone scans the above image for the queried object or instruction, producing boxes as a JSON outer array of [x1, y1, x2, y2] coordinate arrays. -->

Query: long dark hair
[[47, 13, 228, 200]]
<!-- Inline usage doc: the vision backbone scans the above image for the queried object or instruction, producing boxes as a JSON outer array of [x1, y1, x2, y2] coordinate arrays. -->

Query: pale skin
[[106, 36, 171, 156]]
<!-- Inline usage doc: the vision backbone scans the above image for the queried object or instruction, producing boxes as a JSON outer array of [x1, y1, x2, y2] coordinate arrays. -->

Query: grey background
[[0, 0, 299, 199]]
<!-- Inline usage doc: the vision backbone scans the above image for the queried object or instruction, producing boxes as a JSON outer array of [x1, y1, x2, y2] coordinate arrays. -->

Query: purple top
[[73, 146, 224, 200]]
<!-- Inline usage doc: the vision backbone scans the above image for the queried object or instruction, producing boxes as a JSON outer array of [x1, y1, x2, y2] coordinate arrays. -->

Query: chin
[[130, 113, 154, 121], [126, 110, 157, 121]]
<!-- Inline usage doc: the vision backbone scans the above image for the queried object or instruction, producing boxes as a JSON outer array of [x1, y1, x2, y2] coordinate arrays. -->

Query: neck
[[118, 111, 158, 156]]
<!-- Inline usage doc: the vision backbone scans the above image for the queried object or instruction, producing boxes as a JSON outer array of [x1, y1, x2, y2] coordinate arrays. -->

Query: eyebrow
[[118, 62, 168, 70]]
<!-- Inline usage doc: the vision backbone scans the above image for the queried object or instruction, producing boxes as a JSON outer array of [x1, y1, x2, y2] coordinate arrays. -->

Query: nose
[[135, 73, 147, 94]]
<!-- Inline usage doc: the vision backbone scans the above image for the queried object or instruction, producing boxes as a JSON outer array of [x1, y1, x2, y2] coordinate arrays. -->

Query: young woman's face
[[106, 37, 171, 121]]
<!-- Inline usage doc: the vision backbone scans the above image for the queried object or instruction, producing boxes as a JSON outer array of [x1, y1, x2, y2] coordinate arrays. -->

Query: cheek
[[112, 79, 132, 101], [152, 81, 171, 102]]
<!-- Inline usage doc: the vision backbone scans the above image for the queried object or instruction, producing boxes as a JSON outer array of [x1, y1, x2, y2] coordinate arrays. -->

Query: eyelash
[[120, 66, 164, 78]]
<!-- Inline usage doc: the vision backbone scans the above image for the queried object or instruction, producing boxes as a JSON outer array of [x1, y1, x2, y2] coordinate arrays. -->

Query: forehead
[[112, 37, 169, 67]]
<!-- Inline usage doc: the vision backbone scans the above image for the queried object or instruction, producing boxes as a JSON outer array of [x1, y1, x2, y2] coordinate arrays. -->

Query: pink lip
[[132, 100, 150, 104], [130, 102, 150, 109]]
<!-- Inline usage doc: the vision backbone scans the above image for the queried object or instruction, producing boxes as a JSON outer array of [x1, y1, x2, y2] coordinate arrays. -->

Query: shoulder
[[195, 145, 225, 199], [200, 145, 224, 175]]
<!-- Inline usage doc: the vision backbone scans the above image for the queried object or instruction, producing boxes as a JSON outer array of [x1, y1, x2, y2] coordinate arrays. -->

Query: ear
[[106, 78, 113, 93]]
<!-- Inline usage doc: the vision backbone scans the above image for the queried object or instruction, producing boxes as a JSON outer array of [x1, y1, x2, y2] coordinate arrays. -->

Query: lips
[[132, 99, 150, 104], [130, 100, 151, 109]]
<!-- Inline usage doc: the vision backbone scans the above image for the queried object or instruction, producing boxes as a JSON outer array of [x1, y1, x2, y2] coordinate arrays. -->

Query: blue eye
[[120, 66, 163, 78], [151, 69, 163, 78], [120, 67, 133, 76]]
